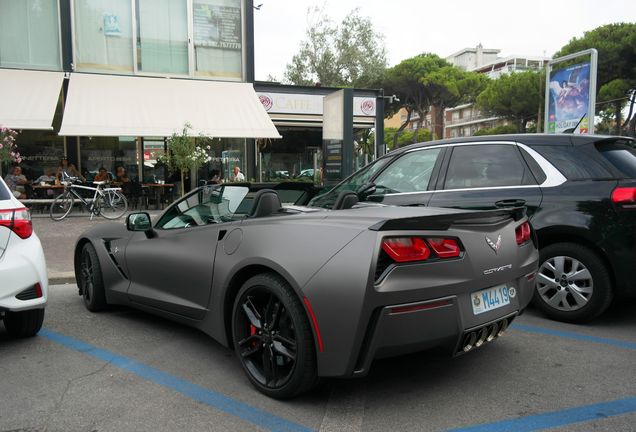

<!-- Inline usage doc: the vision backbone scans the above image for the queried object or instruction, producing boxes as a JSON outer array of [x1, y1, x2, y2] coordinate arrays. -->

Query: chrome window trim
[[381, 140, 566, 197], [516, 142, 567, 187]]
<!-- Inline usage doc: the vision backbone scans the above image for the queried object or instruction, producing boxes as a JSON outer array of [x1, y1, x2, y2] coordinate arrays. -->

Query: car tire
[[78, 242, 107, 312], [232, 273, 318, 399], [3, 309, 45, 338], [533, 242, 613, 323]]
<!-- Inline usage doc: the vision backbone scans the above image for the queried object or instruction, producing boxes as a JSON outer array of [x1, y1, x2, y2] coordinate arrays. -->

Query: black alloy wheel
[[232, 273, 317, 399], [79, 243, 107, 311]]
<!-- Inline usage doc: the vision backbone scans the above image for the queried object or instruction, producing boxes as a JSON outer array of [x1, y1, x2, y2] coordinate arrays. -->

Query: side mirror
[[356, 182, 377, 200], [127, 212, 153, 235]]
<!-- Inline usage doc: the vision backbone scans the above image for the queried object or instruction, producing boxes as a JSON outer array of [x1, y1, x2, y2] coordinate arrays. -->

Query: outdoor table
[[32, 184, 65, 199], [142, 183, 175, 210]]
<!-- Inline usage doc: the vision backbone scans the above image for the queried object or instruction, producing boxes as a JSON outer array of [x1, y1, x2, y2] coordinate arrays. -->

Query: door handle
[[495, 199, 526, 208]]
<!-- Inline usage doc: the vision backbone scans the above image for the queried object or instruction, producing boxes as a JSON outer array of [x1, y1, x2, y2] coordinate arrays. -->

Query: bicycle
[[50, 176, 128, 221]]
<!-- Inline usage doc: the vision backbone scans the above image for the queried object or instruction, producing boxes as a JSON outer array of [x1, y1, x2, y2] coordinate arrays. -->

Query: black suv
[[310, 134, 636, 323]]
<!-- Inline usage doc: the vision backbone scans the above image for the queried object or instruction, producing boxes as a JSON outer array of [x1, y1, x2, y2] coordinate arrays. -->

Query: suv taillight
[[611, 187, 636, 207], [0, 208, 33, 239], [515, 221, 531, 245]]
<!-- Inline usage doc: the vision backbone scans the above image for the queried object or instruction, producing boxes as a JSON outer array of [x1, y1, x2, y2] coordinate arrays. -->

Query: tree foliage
[[555, 23, 636, 135], [166, 123, 212, 196], [476, 71, 543, 132], [284, 7, 387, 88], [383, 127, 432, 150], [382, 53, 487, 145], [473, 124, 518, 136]]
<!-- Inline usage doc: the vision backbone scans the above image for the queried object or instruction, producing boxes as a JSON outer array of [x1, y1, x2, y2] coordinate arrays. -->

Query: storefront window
[[74, 0, 134, 73], [0, 0, 61, 70], [136, 0, 188, 74], [258, 128, 322, 183], [196, 137, 245, 182], [13, 130, 65, 182], [193, 0, 242, 78], [79, 136, 138, 182], [142, 137, 167, 182]]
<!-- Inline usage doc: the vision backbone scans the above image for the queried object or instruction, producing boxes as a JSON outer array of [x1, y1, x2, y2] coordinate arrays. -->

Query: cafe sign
[[257, 93, 376, 117]]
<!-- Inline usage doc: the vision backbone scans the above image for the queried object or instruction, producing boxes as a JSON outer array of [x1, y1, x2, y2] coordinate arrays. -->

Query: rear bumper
[[0, 233, 48, 312], [351, 273, 535, 377]]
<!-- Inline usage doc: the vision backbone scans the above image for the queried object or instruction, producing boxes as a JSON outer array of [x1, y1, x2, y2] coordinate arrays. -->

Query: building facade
[[1, 0, 277, 187], [1, 0, 385, 189]]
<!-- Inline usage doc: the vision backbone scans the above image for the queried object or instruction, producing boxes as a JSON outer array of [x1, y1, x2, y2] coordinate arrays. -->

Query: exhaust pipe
[[475, 327, 489, 348], [463, 332, 477, 352], [486, 322, 499, 342], [498, 318, 509, 336]]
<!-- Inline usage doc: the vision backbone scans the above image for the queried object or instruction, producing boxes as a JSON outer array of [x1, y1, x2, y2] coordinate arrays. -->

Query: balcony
[[446, 114, 499, 127]]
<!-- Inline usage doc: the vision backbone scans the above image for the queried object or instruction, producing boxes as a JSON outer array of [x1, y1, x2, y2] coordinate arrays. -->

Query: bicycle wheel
[[50, 191, 74, 221], [99, 190, 128, 219]]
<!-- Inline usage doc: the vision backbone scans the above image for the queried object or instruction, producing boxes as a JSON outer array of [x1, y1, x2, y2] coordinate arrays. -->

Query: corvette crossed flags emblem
[[485, 234, 502, 254]]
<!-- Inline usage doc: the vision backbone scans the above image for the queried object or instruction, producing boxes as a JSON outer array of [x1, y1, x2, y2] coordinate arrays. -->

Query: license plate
[[471, 285, 511, 315]]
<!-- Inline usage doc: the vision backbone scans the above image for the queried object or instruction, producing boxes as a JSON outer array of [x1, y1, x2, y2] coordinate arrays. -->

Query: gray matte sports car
[[74, 184, 539, 398]]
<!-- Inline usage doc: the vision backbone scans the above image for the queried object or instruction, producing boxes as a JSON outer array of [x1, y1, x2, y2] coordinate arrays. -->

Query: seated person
[[34, 167, 56, 185], [208, 169, 222, 184], [114, 166, 132, 195], [56, 157, 85, 183], [4, 166, 30, 199], [93, 167, 111, 183], [34, 167, 57, 197]]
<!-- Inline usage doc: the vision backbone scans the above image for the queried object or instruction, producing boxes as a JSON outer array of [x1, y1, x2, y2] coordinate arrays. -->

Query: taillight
[[515, 221, 531, 245], [611, 187, 636, 206], [382, 237, 431, 262], [427, 238, 461, 258], [0, 208, 33, 239]]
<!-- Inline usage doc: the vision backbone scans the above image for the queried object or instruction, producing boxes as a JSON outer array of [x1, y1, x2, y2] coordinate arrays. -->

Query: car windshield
[[596, 139, 636, 178], [156, 185, 250, 229], [308, 157, 392, 208]]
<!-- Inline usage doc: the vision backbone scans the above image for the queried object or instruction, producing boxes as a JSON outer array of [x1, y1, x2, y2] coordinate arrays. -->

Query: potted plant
[[165, 123, 212, 197], [0, 126, 21, 177]]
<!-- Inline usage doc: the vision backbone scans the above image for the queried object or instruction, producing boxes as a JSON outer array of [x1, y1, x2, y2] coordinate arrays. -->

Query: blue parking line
[[511, 323, 636, 351], [447, 396, 636, 432], [40, 329, 313, 432]]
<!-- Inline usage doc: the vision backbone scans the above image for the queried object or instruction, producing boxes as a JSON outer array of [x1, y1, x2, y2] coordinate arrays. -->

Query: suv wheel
[[533, 242, 613, 323]]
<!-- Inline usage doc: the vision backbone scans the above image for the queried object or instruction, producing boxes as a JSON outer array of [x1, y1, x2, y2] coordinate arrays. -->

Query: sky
[[253, 0, 636, 81]]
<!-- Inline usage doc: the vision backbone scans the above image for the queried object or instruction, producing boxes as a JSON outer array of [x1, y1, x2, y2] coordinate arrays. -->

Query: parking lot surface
[[1, 284, 635, 432]]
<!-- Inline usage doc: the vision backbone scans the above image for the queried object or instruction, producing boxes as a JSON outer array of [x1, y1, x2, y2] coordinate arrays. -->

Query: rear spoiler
[[368, 207, 526, 231]]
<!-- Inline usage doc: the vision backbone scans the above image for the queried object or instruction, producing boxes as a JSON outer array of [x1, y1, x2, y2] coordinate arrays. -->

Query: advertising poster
[[193, 1, 242, 50], [547, 62, 591, 133]]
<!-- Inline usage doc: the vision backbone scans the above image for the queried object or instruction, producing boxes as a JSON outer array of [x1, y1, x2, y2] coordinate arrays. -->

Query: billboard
[[545, 49, 597, 134]]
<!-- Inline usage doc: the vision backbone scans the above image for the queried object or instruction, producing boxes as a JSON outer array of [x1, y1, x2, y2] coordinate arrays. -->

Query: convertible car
[[74, 184, 538, 398]]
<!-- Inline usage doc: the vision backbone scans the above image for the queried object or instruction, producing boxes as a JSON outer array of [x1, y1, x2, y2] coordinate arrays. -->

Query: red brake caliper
[[250, 324, 257, 347]]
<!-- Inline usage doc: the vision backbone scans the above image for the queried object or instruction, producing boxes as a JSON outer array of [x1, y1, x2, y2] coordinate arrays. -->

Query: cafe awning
[[0, 69, 64, 130], [58, 73, 281, 138]]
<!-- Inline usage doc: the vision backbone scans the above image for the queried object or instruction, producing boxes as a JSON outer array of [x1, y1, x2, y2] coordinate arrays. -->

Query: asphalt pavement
[[1, 283, 635, 431]]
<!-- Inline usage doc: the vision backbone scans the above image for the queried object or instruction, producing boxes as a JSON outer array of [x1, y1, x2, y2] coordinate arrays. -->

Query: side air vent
[[104, 240, 129, 280]]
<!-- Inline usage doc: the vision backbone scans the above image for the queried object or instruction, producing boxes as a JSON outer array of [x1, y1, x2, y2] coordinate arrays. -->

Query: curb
[[49, 272, 76, 285]]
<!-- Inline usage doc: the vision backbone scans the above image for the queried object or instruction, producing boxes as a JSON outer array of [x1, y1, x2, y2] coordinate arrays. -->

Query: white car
[[0, 177, 47, 337]]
